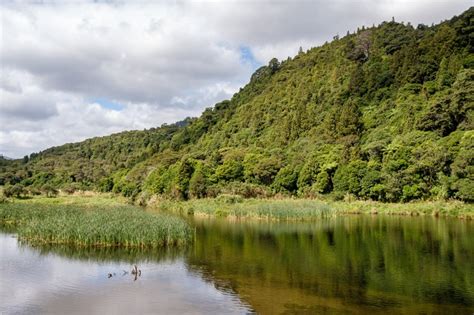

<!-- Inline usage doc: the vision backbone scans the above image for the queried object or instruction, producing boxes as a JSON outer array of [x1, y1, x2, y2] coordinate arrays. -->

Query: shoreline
[[150, 197, 474, 221], [2, 194, 473, 222]]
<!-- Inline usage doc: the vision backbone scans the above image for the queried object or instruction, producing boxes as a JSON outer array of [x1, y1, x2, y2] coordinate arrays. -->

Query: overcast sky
[[0, 0, 471, 158]]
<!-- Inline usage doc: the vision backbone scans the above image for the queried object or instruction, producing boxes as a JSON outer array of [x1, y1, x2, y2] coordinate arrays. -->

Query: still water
[[1, 216, 473, 314]]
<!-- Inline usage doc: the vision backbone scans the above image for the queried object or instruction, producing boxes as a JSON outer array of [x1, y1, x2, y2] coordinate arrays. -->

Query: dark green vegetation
[[0, 197, 192, 247], [1, 8, 473, 203], [189, 217, 474, 313], [22, 242, 183, 264], [156, 197, 474, 220]]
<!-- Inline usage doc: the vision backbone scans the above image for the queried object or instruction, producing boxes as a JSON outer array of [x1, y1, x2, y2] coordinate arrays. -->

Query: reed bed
[[157, 199, 338, 221], [0, 202, 192, 247], [154, 198, 474, 221]]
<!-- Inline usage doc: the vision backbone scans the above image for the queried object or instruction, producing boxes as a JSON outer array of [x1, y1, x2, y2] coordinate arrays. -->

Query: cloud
[[0, 69, 59, 122], [0, 0, 471, 157]]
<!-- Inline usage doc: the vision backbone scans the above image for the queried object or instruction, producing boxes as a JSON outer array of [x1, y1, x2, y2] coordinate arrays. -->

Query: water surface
[[190, 216, 474, 314], [1, 215, 473, 314], [0, 233, 251, 314]]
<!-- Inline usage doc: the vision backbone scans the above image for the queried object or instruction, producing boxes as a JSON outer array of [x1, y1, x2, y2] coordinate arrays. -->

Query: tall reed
[[0, 202, 192, 247]]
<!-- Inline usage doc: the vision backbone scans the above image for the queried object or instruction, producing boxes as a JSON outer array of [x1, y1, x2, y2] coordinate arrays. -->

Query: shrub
[[273, 166, 298, 193], [41, 184, 58, 198], [121, 182, 140, 199], [313, 170, 332, 194], [402, 184, 424, 202], [333, 160, 367, 196], [453, 179, 474, 202], [215, 160, 244, 182], [4, 184, 27, 198], [98, 177, 114, 193]]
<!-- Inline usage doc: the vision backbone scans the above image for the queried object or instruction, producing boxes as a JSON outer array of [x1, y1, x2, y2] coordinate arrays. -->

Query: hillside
[[1, 7, 473, 202]]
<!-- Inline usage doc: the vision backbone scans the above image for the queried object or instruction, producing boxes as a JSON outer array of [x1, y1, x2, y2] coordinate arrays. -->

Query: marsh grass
[[154, 198, 474, 221], [0, 198, 192, 247]]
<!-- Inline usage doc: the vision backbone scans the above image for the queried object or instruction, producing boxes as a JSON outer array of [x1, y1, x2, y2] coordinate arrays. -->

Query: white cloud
[[0, 0, 470, 157]]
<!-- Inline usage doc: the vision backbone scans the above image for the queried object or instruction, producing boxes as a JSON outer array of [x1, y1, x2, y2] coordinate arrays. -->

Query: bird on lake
[[131, 265, 141, 276]]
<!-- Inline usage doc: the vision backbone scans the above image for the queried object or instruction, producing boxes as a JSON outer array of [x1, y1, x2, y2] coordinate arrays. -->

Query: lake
[[1, 215, 473, 314]]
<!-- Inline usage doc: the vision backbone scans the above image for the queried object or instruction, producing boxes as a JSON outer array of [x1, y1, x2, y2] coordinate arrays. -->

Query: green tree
[[189, 163, 209, 198], [215, 160, 244, 182], [333, 160, 368, 196]]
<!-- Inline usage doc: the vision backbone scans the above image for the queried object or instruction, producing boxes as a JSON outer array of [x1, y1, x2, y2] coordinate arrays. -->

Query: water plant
[[0, 201, 192, 247], [153, 198, 474, 221]]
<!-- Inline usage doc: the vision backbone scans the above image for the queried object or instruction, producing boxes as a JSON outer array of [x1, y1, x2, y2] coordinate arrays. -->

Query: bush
[[3, 186, 12, 198], [453, 178, 474, 202], [27, 187, 42, 196], [41, 184, 58, 198], [314, 171, 332, 194], [0, 195, 9, 203], [3, 184, 27, 198], [243, 154, 282, 185], [333, 160, 367, 196], [273, 166, 298, 193], [215, 160, 244, 182], [98, 177, 114, 193], [368, 184, 387, 201], [402, 184, 424, 202], [121, 182, 140, 199]]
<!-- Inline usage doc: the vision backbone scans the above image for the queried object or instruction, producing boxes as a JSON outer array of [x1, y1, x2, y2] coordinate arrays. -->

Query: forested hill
[[1, 7, 473, 202]]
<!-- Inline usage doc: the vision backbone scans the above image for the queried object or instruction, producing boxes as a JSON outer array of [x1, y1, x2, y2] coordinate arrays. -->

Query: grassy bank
[[152, 197, 474, 221], [0, 196, 193, 247]]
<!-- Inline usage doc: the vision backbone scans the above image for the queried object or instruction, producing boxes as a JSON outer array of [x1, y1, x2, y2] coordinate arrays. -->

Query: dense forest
[[1, 7, 473, 202]]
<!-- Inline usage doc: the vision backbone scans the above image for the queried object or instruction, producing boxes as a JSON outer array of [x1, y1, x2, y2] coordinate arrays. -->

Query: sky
[[0, 0, 471, 158]]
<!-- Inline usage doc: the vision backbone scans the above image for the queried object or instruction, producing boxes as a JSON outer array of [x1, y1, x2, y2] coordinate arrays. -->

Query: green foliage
[[333, 160, 367, 196], [0, 201, 192, 247], [98, 177, 114, 193], [162, 198, 474, 220], [1, 8, 473, 203], [170, 159, 195, 200], [243, 153, 282, 185], [189, 163, 209, 199], [313, 170, 332, 194], [41, 184, 58, 198], [272, 165, 299, 193], [3, 184, 26, 198], [215, 159, 244, 182], [452, 178, 474, 201]]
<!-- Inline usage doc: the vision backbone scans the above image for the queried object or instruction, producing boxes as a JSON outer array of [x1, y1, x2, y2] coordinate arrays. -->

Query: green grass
[[153, 198, 474, 221], [0, 196, 193, 247]]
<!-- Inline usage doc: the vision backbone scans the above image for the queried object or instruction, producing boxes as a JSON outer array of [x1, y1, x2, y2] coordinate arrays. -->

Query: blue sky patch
[[239, 45, 261, 69], [93, 98, 124, 111]]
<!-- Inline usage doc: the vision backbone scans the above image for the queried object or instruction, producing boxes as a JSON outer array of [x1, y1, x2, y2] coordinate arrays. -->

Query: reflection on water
[[188, 216, 474, 314], [1, 215, 473, 314], [0, 233, 252, 314]]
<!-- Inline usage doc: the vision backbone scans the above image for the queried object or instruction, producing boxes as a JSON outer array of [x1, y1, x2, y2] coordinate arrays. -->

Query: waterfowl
[[131, 265, 142, 277]]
